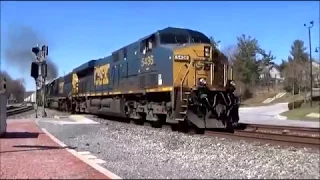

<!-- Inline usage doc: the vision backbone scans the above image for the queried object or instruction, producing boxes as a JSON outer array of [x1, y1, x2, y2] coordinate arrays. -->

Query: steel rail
[[6, 106, 34, 116], [205, 125, 320, 149], [242, 124, 320, 136]]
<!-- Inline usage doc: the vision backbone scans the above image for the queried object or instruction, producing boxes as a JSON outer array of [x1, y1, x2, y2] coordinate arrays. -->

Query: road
[[239, 103, 319, 128]]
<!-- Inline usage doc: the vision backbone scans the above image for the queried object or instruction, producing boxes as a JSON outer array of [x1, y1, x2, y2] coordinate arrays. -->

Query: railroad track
[[205, 124, 320, 149], [47, 107, 320, 149], [6, 105, 34, 116]]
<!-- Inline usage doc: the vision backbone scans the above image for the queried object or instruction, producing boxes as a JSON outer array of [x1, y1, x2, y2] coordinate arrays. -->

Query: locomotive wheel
[[151, 120, 162, 128], [171, 124, 179, 131], [178, 120, 190, 133], [151, 115, 165, 128], [195, 128, 205, 134], [133, 113, 145, 125], [133, 118, 144, 125], [225, 116, 235, 133]]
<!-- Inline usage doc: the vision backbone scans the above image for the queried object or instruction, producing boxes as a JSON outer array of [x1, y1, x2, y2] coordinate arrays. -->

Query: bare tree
[[222, 45, 238, 64]]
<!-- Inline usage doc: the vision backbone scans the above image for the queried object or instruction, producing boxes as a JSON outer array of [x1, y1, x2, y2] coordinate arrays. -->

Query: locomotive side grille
[[139, 76, 145, 88], [146, 73, 158, 88]]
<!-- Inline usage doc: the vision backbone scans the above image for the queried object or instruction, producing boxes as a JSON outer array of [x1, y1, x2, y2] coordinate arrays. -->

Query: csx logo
[[94, 64, 110, 86], [72, 73, 79, 93], [141, 55, 154, 67], [58, 82, 64, 94]]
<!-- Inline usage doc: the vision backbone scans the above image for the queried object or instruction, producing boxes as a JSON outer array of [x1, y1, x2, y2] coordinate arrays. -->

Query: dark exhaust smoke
[[0, 71, 26, 103], [3, 25, 58, 81]]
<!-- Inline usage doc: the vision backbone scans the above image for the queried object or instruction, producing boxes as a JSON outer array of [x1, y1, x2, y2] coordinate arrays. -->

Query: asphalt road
[[239, 103, 319, 128]]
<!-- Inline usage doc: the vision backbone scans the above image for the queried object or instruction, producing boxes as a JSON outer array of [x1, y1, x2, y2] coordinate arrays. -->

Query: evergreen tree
[[233, 34, 260, 86]]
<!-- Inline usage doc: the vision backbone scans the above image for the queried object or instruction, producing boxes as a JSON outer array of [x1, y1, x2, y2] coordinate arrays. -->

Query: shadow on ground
[[0, 145, 77, 154], [0, 132, 42, 139]]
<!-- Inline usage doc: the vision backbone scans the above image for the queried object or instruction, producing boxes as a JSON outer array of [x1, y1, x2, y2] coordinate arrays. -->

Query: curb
[[52, 115, 99, 125], [41, 128, 122, 179], [239, 107, 256, 110], [68, 115, 99, 124], [275, 114, 287, 120]]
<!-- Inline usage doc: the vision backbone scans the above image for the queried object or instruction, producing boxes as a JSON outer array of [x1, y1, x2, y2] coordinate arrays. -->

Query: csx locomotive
[[44, 27, 239, 130]]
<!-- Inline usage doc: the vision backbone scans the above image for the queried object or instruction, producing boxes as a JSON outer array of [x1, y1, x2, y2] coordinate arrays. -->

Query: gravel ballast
[[37, 116, 320, 179]]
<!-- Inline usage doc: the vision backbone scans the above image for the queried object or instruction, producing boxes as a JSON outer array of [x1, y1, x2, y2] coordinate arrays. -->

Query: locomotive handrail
[[173, 61, 190, 86], [172, 62, 185, 109], [172, 58, 192, 109], [180, 59, 194, 101]]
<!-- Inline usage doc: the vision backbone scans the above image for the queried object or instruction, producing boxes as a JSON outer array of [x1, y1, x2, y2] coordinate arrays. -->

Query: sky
[[1, 1, 319, 91]]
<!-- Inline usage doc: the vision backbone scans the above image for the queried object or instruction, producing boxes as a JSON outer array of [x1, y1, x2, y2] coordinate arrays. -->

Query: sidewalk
[[0, 119, 116, 179]]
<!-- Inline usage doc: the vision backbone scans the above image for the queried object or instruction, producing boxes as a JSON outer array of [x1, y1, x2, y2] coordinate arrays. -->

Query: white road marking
[[92, 159, 106, 164], [57, 121, 99, 125], [79, 152, 106, 164], [41, 128, 122, 179], [78, 151, 91, 155], [84, 154, 98, 159]]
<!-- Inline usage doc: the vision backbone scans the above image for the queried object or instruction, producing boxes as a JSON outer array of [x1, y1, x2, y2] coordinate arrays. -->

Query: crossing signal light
[[32, 47, 40, 56], [31, 62, 39, 80]]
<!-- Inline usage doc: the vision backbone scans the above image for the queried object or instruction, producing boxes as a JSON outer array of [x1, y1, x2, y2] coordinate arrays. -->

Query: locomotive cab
[[158, 28, 239, 129]]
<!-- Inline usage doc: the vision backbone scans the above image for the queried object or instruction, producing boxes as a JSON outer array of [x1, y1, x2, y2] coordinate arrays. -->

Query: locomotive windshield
[[160, 34, 189, 44], [159, 27, 211, 44], [190, 34, 211, 44]]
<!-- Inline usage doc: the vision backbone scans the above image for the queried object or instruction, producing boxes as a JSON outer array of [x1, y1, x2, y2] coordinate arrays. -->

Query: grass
[[240, 93, 306, 107], [280, 102, 320, 121], [272, 94, 304, 103], [240, 92, 277, 107]]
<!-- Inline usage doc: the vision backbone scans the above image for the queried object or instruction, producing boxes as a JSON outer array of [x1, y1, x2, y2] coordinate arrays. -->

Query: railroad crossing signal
[[30, 62, 39, 80], [30, 44, 49, 118], [30, 45, 49, 79]]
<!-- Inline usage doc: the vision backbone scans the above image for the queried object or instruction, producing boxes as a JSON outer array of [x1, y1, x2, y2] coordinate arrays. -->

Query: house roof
[[259, 64, 280, 74]]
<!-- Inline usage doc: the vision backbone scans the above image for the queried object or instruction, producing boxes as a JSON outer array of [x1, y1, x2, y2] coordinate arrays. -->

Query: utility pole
[[30, 44, 49, 118], [315, 47, 320, 89], [304, 21, 314, 107]]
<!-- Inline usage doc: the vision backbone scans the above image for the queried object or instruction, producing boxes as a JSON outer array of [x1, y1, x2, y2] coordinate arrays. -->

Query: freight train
[[42, 27, 239, 131]]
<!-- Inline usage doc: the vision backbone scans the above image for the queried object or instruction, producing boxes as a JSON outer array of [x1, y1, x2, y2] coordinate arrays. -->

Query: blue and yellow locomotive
[[44, 27, 239, 130]]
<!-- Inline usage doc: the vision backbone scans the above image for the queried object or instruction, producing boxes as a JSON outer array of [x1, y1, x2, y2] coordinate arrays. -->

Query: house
[[312, 60, 320, 88], [259, 64, 283, 82], [24, 91, 36, 103]]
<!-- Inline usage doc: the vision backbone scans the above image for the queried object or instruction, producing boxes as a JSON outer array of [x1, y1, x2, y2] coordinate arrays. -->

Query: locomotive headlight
[[204, 46, 210, 57], [230, 80, 236, 87], [199, 78, 207, 85], [174, 55, 190, 60]]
